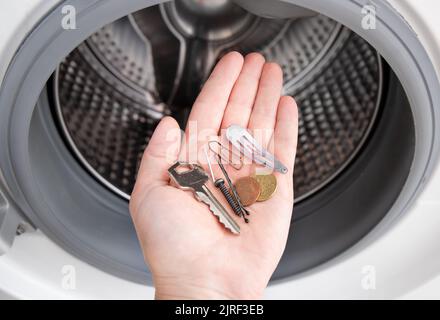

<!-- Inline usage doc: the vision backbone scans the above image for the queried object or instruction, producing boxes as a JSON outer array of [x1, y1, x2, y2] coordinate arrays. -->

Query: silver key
[[168, 162, 240, 235]]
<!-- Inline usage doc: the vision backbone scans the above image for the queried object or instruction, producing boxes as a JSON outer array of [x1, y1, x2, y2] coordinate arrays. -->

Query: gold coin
[[255, 174, 277, 202], [235, 176, 261, 207]]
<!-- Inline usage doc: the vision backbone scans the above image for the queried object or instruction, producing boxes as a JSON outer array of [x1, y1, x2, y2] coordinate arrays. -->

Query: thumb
[[133, 116, 182, 192]]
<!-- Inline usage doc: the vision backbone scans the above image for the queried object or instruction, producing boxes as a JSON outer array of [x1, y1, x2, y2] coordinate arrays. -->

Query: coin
[[234, 176, 261, 207], [255, 174, 277, 202]]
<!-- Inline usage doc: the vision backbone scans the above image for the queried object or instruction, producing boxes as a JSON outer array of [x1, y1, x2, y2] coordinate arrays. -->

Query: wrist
[[154, 275, 265, 300]]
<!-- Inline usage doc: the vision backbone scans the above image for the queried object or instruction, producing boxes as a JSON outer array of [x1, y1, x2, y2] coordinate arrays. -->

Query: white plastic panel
[[0, 0, 60, 85]]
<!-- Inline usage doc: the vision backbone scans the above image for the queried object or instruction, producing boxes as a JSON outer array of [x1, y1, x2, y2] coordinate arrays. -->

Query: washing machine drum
[[3, 0, 419, 283], [54, 3, 382, 202]]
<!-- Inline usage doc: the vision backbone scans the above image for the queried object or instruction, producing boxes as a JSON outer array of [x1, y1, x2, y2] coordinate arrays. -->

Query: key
[[168, 162, 240, 235]]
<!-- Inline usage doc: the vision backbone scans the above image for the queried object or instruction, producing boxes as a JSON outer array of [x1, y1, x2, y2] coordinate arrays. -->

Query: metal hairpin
[[204, 147, 248, 222], [208, 140, 243, 170], [226, 125, 288, 174], [214, 154, 250, 218]]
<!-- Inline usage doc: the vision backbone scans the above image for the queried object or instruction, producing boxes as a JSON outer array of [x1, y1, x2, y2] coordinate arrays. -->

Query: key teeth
[[207, 201, 240, 235]]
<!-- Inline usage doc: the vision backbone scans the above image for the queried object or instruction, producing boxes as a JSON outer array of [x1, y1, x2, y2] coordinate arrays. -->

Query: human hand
[[129, 52, 298, 299]]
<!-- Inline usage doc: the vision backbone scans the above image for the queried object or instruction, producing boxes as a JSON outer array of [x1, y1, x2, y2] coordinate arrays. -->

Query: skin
[[129, 52, 299, 299]]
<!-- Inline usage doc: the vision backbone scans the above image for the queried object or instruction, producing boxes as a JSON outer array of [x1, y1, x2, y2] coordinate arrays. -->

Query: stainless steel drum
[[53, 1, 383, 202]]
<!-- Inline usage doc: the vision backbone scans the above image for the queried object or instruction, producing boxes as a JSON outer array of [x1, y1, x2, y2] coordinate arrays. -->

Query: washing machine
[[1, 0, 440, 300]]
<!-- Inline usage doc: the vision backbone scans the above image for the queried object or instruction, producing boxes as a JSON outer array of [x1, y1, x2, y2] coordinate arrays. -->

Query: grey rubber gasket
[[0, 0, 438, 285]]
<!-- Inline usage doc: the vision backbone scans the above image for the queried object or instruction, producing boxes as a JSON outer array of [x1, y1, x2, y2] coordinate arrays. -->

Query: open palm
[[129, 52, 298, 299]]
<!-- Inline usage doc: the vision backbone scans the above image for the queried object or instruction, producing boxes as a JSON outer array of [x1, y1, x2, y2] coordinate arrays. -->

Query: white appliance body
[[1, 0, 440, 299]]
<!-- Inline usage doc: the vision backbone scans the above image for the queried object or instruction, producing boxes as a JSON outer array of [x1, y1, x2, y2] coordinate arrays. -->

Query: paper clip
[[208, 140, 243, 170]]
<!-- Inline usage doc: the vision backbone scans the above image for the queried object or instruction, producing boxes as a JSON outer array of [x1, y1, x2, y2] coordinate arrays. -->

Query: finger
[[269, 96, 299, 174], [134, 117, 181, 189], [248, 62, 283, 147], [221, 53, 266, 129], [186, 51, 244, 137]]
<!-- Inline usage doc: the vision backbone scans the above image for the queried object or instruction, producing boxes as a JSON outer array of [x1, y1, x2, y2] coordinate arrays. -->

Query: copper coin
[[255, 174, 277, 202], [234, 176, 261, 207]]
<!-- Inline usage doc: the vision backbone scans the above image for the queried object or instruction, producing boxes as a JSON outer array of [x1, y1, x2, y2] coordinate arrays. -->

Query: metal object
[[234, 176, 261, 207], [204, 148, 241, 213], [254, 174, 278, 202], [208, 140, 243, 170], [53, 3, 383, 203], [226, 125, 288, 174], [214, 154, 250, 217], [168, 162, 240, 234], [234, 0, 318, 20], [204, 148, 248, 222], [162, 0, 256, 42]]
